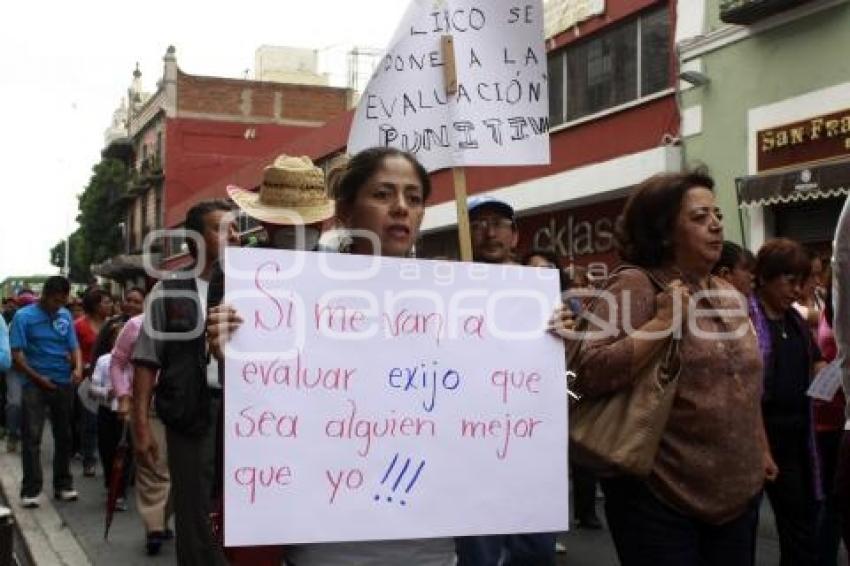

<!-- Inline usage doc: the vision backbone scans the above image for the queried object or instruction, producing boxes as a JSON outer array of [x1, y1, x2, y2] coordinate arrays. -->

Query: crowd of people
[[0, 147, 848, 566]]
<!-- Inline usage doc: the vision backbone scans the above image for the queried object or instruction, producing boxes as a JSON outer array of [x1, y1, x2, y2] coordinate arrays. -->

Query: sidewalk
[[0, 440, 90, 566], [0, 428, 174, 566]]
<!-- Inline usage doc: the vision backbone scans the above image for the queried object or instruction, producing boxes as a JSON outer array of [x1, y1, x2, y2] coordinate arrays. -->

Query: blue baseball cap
[[467, 196, 516, 220]]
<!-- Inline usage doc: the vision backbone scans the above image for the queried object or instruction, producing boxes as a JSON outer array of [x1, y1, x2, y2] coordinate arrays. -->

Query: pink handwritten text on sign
[[223, 248, 568, 546]]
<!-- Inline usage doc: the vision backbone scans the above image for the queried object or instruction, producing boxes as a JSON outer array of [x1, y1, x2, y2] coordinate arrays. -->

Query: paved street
[[2, 428, 827, 566]]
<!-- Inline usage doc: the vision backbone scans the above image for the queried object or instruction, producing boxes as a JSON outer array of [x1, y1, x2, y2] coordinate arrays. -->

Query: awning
[[737, 159, 850, 208], [91, 253, 159, 280]]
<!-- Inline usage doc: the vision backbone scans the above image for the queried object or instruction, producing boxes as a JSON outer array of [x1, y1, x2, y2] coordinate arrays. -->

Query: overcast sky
[[0, 0, 407, 282]]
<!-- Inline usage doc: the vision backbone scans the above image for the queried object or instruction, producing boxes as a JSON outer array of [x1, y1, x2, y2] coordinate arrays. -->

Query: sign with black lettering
[[348, 0, 550, 172]]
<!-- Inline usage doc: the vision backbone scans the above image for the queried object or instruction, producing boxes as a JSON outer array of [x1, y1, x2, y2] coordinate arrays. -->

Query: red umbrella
[[104, 421, 130, 540]]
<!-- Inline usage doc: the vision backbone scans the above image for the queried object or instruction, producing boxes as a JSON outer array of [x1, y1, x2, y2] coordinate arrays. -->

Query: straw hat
[[228, 155, 335, 225]]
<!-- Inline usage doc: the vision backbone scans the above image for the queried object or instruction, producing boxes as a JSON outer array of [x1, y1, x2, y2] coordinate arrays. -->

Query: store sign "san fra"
[[758, 108, 850, 171]]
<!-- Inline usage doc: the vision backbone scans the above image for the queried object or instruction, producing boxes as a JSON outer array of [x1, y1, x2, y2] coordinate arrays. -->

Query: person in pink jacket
[[110, 315, 174, 555]]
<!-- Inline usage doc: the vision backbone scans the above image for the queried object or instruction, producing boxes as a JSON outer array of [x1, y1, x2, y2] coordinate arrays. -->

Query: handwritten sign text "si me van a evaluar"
[[222, 248, 568, 546]]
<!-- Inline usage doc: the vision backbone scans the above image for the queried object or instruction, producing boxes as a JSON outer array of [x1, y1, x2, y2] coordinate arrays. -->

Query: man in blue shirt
[[10, 276, 83, 507], [0, 317, 10, 372]]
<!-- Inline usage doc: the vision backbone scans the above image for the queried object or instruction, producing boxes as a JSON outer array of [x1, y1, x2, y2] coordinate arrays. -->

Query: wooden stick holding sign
[[441, 35, 473, 263]]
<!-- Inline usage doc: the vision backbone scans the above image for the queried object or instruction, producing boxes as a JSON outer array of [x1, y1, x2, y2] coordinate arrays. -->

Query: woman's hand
[[116, 395, 131, 422], [654, 279, 691, 329], [547, 303, 576, 339], [207, 304, 244, 361]]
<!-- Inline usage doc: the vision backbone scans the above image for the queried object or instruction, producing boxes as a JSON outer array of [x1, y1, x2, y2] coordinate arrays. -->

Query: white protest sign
[[223, 248, 568, 546], [807, 359, 844, 402], [347, 0, 550, 172]]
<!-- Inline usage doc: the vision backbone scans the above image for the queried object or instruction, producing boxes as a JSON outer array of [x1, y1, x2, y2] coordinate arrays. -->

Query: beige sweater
[[573, 267, 765, 524]]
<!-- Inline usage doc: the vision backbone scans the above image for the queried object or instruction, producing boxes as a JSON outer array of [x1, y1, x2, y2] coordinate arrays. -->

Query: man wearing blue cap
[[456, 196, 557, 565], [467, 196, 519, 265]]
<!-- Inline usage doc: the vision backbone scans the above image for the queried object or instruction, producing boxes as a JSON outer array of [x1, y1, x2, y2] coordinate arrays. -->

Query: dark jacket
[[132, 267, 222, 437]]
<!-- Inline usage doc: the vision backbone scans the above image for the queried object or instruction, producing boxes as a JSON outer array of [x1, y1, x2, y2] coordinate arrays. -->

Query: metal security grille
[[774, 195, 846, 244]]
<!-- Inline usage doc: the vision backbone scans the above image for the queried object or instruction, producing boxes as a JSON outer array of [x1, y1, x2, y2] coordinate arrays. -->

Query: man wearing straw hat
[[206, 154, 335, 360], [227, 154, 335, 253], [207, 154, 335, 563]]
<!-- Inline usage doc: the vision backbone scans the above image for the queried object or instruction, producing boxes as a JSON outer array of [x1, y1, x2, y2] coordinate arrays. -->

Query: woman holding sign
[[284, 148, 454, 565], [570, 172, 768, 566], [208, 148, 454, 565]]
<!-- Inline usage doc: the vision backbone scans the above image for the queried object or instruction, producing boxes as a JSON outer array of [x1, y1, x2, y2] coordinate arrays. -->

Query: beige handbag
[[568, 267, 682, 477]]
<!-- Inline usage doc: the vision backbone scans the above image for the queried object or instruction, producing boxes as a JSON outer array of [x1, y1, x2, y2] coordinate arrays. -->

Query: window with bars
[[548, 6, 670, 127]]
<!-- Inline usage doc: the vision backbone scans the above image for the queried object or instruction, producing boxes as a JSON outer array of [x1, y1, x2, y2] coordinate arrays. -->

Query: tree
[[50, 229, 89, 283], [50, 158, 128, 283]]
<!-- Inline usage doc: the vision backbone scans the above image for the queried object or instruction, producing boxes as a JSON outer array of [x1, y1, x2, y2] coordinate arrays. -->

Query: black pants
[[71, 390, 97, 467], [765, 425, 822, 566], [20, 384, 75, 497], [601, 476, 760, 566], [97, 407, 131, 496], [816, 430, 844, 566], [835, 431, 850, 552], [572, 462, 599, 521], [166, 396, 226, 566]]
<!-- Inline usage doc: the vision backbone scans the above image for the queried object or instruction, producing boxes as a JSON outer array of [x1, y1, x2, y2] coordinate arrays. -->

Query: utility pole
[[63, 238, 70, 276]]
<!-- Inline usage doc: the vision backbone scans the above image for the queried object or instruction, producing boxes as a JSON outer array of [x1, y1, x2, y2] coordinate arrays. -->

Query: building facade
[[678, 0, 850, 253], [97, 46, 353, 286]]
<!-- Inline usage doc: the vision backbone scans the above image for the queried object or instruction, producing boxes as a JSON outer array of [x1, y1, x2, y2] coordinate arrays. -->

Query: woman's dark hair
[[616, 172, 715, 268], [522, 248, 560, 268], [184, 199, 232, 258], [82, 289, 111, 315], [754, 238, 812, 287], [712, 241, 755, 274], [330, 148, 431, 211]]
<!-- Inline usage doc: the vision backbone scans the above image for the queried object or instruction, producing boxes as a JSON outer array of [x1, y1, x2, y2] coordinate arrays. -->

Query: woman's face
[[671, 187, 724, 273], [123, 291, 144, 317], [343, 156, 425, 258], [96, 296, 114, 319], [760, 273, 804, 314], [70, 301, 84, 319]]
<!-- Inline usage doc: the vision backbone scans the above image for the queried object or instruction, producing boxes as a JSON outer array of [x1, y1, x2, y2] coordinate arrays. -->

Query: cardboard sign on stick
[[348, 0, 551, 172]]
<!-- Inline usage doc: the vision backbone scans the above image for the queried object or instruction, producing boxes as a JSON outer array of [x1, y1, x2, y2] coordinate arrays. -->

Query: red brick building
[[96, 46, 352, 284]]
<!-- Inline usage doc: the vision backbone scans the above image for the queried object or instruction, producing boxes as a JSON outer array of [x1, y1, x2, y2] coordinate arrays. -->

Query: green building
[[0, 276, 51, 301], [677, 0, 850, 254]]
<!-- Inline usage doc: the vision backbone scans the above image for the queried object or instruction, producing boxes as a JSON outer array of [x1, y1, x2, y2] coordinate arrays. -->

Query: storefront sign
[[543, 0, 605, 38], [758, 108, 850, 172], [519, 198, 623, 263]]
